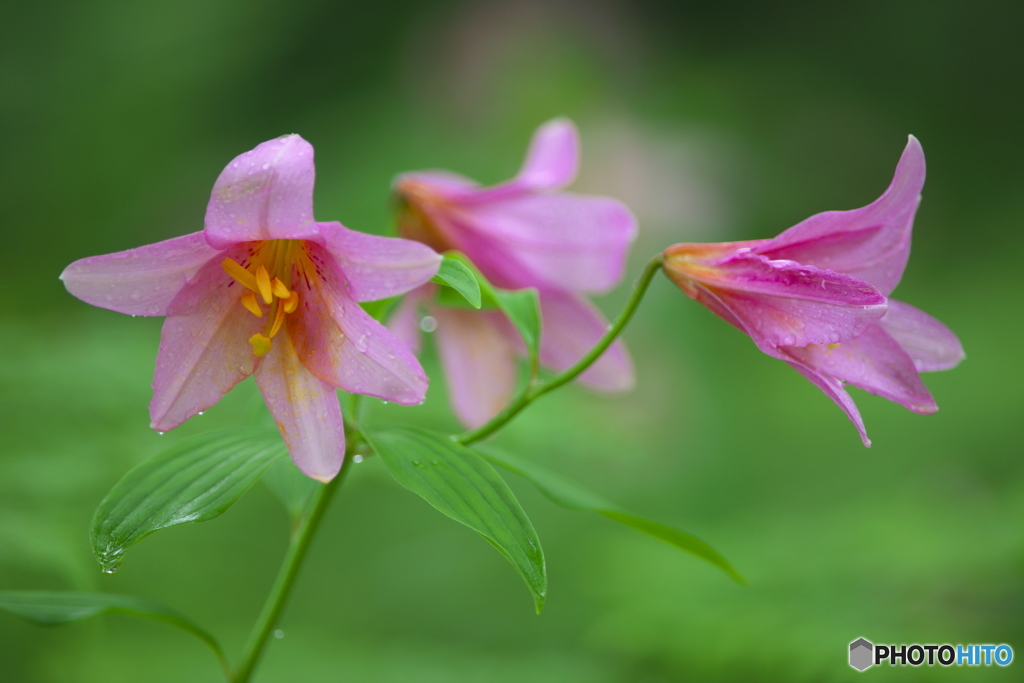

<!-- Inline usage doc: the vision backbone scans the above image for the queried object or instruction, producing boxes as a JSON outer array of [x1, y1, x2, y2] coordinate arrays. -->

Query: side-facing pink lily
[[390, 119, 638, 427], [663, 136, 963, 445], [61, 135, 441, 481]]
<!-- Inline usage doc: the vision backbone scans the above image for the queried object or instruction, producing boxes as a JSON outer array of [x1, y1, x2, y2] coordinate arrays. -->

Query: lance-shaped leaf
[[0, 590, 229, 673], [365, 426, 547, 612], [92, 430, 287, 573], [432, 253, 482, 308], [480, 446, 745, 584]]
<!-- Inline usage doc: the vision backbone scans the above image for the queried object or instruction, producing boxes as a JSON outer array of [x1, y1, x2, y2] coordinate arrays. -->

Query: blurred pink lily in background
[[391, 119, 638, 427], [62, 135, 440, 481], [663, 136, 963, 445]]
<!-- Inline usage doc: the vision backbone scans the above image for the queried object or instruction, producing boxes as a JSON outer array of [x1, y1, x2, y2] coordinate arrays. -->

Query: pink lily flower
[[390, 119, 638, 427], [61, 135, 441, 481], [663, 136, 963, 445]]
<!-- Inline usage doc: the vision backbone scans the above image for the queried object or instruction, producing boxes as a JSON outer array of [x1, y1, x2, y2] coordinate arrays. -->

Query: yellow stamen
[[240, 291, 263, 317], [255, 265, 273, 304], [268, 302, 287, 339], [249, 333, 272, 356], [271, 277, 291, 299], [222, 258, 258, 292], [283, 291, 299, 314]]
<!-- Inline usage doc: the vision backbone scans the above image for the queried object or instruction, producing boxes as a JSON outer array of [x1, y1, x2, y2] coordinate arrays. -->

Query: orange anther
[[271, 277, 290, 300], [283, 291, 299, 314], [255, 265, 273, 304], [222, 258, 258, 292], [240, 291, 263, 317], [268, 302, 287, 339]]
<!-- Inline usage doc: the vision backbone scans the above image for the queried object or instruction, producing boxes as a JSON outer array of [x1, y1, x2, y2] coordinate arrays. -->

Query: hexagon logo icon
[[850, 638, 874, 671]]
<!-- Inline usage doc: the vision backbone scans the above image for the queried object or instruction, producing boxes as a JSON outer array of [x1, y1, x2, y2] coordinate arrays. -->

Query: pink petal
[[254, 329, 346, 482], [878, 299, 965, 372], [759, 136, 925, 295], [783, 324, 937, 415], [511, 118, 579, 191], [457, 192, 637, 293], [538, 290, 634, 392], [290, 244, 428, 405], [204, 135, 321, 249], [150, 246, 260, 431], [785, 361, 872, 447], [433, 308, 520, 428], [60, 231, 218, 317], [317, 221, 441, 302], [678, 253, 887, 349]]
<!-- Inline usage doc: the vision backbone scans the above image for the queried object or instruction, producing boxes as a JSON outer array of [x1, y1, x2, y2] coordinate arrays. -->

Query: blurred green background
[[2, 0, 1022, 681]]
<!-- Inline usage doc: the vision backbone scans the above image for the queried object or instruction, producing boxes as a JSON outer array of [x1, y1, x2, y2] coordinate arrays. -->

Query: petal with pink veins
[[759, 136, 925, 295], [60, 231, 218, 317], [538, 290, 634, 392], [204, 135, 321, 249], [878, 299, 965, 372], [317, 221, 441, 302], [433, 308, 519, 428], [290, 245, 428, 405], [149, 246, 259, 431], [254, 328, 346, 482]]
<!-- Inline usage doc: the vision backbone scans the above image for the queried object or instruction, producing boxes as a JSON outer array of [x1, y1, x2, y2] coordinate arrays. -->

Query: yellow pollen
[[249, 333, 272, 356], [827, 343, 841, 350], [255, 265, 273, 304], [283, 291, 299, 314], [240, 291, 263, 317], [271, 277, 291, 299], [222, 258, 258, 292]]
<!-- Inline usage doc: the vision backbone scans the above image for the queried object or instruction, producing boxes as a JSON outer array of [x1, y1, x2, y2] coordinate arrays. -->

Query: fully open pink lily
[[61, 135, 441, 481], [663, 136, 963, 445], [391, 119, 638, 427]]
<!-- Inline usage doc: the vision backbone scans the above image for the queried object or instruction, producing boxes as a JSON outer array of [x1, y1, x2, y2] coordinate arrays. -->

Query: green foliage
[[480, 447, 745, 584], [262, 458, 321, 526], [0, 590, 227, 670], [91, 431, 287, 574], [431, 253, 482, 308], [365, 426, 547, 612]]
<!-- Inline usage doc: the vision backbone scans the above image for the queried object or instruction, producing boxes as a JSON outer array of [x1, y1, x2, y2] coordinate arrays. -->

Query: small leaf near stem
[[455, 253, 665, 446]]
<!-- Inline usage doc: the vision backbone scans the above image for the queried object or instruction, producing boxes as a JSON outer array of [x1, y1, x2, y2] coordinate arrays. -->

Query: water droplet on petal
[[197, 411, 205, 416], [419, 316, 437, 333]]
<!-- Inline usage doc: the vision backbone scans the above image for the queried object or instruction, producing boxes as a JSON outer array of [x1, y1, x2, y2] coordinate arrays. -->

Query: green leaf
[[365, 427, 547, 612], [0, 590, 227, 669], [431, 254, 482, 308], [480, 447, 745, 584], [262, 457, 321, 524], [91, 430, 287, 574]]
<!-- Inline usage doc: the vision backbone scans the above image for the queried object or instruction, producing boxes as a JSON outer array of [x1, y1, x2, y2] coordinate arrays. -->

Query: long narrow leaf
[[91, 430, 287, 573], [0, 590, 228, 671], [365, 427, 547, 612], [480, 447, 745, 584]]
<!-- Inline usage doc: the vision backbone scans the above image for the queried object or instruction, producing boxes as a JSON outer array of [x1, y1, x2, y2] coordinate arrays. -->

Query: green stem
[[231, 452, 354, 683], [456, 253, 665, 446]]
